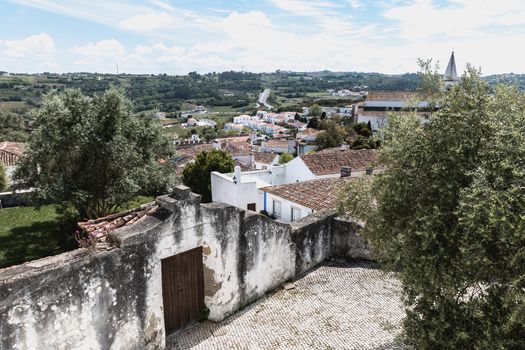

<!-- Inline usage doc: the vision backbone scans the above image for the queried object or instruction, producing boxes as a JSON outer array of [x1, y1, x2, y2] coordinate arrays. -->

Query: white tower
[[443, 51, 459, 89]]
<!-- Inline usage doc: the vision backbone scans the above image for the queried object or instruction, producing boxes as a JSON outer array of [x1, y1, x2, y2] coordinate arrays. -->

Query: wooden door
[[161, 246, 204, 334]]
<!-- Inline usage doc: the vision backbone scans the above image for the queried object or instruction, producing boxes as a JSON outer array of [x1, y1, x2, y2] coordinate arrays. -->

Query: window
[[273, 200, 282, 219], [291, 207, 301, 222], [247, 203, 256, 212]]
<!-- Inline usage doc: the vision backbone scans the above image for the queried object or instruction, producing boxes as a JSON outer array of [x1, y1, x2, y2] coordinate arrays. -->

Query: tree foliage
[[309, 104, 323, 117], [14, 88, 175, 219], [339, 67, 525, 349], [0, 110, 28, 142], [181, 150, 234, 203], [0, 161, 7, 191], [278, 152, 294, 164], [417, 58, 443, 95], [316, 119, 347, 149]]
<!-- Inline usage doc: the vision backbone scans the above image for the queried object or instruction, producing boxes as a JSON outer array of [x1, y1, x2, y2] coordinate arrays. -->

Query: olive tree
[[15, 88, 175, 219], [182, 149, 233, 203], [0, 161, 7, 191], [339, 67, 525, 349]]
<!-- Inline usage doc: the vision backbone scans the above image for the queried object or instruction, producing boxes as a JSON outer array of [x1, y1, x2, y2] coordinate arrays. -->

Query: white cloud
[[149, 0, 175, 12], [383, 0, 525, 40], [270, 0, 362, 35], [70, 39, 125, 57], [0, 33, 55, 59], [0, 33, 57, 72], [119, 12, 174, 31], [348, 0, 363, 9], [6, 1, 525, 74]]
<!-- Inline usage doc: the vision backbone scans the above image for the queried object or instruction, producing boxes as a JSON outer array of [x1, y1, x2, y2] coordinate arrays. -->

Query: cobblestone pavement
[[168, 261, 405, 350]]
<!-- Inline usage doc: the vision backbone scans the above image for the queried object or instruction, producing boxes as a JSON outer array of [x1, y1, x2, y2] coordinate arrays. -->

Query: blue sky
[[1, 0, 525, 74]]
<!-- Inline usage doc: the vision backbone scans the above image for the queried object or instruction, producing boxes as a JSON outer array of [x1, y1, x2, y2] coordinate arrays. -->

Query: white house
[[210, 148, 379, 214], [253, 153, 279, 170], [284, 148, 378, 183], [256, 110, 268, 119], [259, 177, 352, 222], [261, 138, 294, 154], [211, 165, 286, 212]]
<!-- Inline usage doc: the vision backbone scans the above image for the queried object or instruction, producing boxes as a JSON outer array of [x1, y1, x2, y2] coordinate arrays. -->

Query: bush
[[182, 150, 234, 202], [339, 67, 525, 348], [279, 153, 294, 164], [0, 161, 7, 191]]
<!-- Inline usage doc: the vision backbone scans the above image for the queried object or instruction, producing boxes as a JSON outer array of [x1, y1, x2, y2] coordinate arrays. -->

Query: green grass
[[0, 195, 154, 269], [159, 118, 180, 125], [0, 101, 28, 111], [207, 105, 238, 113], [0, 204, 77, 269], [117, 195, 155, 211]]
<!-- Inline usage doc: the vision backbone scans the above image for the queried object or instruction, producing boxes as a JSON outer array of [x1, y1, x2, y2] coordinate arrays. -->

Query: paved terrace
[[168, 261, 405, 350]]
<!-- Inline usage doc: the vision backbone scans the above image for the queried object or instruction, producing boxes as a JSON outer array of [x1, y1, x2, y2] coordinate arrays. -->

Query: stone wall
[[0, 186, 371, 350]]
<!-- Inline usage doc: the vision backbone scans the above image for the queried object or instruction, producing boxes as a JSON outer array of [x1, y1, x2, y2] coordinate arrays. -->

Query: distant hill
[[0, 71, 521, 117]]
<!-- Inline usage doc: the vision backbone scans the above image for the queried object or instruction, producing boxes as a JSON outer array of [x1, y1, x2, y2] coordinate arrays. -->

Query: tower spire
[[444, 51, 458, 82]]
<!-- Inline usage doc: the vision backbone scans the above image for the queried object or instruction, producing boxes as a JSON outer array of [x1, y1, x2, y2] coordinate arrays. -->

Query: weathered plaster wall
[[332, 217, 372, 260], [0, 186, 372, 350]]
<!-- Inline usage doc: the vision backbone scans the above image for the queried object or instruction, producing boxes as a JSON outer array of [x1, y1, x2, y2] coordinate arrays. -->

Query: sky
[[1, 0, 525, 75]]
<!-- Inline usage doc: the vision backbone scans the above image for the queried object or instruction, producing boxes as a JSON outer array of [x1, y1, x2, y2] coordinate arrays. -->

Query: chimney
[[340, 143, 349, 151], [341, 166, 352, 178], [233, 165, 242, 184]]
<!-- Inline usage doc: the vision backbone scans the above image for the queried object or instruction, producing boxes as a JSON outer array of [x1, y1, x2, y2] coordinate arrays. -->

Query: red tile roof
[[173, 143, 213, 174], [367, 91, 422, 101], [253, 153, 278, 164], [262, 177, 352, 211], [266, 138, 289, 149], [0, 141, 26, 166], [300, 149, 378, 176], [357, 108, 432, 118], [219, 137, 252, 156], [0, 141, 25, 156], [234, 159, 253, 171]]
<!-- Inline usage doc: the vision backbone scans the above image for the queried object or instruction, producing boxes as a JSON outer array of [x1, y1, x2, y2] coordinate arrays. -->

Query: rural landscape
[[1, 1, 524, 350]]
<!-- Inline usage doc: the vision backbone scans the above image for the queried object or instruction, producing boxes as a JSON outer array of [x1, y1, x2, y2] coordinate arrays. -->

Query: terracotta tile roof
[[175, 144, 213, 163], [300, 149, 378, 176], [173, 143, 213, 174], [357, 108, 432, 118], [297, 128, 319, 137], [77, 202, 158, 242], [262, 177, 352, 211], [253, 153, 278, 164], [0, 141, 26, 166], [316, 146, 349, 154], [234, 159, 253, 171], [218, 137, 252, 156], [366, 91, 422, 101], [266, 138, 289, 149], [0, 141, 25, 156]]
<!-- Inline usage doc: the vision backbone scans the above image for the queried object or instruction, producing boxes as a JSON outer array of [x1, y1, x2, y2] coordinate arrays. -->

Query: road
[[258, 89, 273, 110]]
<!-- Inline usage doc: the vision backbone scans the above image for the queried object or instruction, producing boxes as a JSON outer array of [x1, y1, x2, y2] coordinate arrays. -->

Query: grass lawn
[[0, 101, 28, 111], [0, 205, 77, 269], [207, 105, 239, 113], [0, 196, 154, 269]]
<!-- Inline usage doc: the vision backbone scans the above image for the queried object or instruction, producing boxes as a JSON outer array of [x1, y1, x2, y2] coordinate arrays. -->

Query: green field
[[0, 195, 154, 269], [206, 105, 239, 113], [0, 101, 28, 111]]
